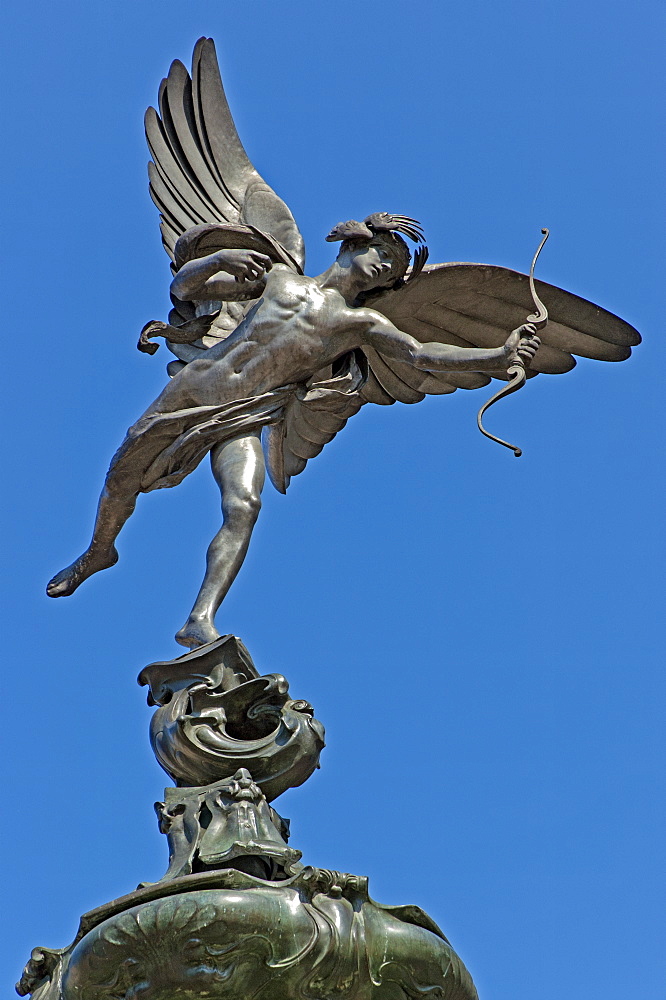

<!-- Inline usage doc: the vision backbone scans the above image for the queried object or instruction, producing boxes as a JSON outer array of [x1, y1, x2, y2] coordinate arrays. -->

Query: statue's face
[[345, 240, 398, 289]]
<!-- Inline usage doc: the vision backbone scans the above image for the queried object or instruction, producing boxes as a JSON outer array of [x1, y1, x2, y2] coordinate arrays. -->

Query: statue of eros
[[47, 38, 640, 649]]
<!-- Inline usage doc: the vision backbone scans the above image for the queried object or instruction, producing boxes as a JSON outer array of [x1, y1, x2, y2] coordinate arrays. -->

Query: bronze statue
[[46, 38, 639, 650], [20, 38, 643, 1000]]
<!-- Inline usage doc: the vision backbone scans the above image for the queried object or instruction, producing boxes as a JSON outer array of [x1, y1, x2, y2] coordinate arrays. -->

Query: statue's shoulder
[[268, 264, 313, 287], [266, 266, 321, 304]]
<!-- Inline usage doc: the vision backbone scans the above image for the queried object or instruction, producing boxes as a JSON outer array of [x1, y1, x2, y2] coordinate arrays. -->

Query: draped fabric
[[107, 388, 295, 496]]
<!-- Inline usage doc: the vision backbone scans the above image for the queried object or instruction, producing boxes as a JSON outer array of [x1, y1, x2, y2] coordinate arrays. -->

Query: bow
[[476, 228, 550, 457]]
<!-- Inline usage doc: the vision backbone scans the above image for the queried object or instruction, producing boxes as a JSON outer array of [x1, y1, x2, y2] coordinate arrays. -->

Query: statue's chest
[[257, 280, 328, 340]]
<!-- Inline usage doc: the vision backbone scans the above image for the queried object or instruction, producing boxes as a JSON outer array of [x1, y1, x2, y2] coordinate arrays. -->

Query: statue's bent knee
[[223, 491, 262, 524]]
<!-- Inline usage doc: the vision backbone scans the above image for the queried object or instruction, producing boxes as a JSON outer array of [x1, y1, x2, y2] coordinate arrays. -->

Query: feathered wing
[[145, 37, 304, 338], [359, 263, 641, 401], [272, 262, 640, 489], [263, 354, 367, 494]]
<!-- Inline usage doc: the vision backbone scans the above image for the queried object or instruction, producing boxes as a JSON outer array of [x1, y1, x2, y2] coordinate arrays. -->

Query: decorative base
[[140, 635, 325, 799], [154, 767, 302, 883], [18, 867, 478, 1000], [17, 638, 478, 1000]]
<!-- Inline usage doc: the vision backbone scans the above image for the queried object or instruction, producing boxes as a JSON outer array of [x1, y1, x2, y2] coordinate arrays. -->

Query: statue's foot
[[46, 547, 118, 597], [175, 616, 221, 649]]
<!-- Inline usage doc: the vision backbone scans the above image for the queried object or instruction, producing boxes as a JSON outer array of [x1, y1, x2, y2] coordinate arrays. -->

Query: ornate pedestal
[[17, 637, 478, 1000]]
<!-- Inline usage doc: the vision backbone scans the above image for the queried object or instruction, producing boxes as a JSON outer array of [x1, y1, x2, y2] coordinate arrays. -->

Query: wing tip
[[192, 36, 213, 56], [193, 36, 217, 71]]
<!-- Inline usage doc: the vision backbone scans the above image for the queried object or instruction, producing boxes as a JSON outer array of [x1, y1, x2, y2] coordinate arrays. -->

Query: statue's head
[[326, 213, 428, 294], [337, 232, 412, 288]]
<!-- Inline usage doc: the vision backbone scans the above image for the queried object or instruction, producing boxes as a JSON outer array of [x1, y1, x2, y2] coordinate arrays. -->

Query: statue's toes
[[46, 571, 74, 598]]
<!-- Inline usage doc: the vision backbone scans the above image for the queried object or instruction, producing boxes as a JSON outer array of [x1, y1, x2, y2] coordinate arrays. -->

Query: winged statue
[[46, 38, 640, 649]]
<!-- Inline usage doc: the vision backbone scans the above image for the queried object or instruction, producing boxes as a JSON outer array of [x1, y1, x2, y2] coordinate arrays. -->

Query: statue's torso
[[184, 268, 361, 404]]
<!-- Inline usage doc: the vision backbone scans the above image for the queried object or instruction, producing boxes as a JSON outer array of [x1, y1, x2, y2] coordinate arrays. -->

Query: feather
[[284, 453, 307, 478], [367, 263, 640, 391], [415, 302, 577, 373], [364, 213, 425, 242], [143, 38, 306, 362], [359, 371, 396, 405], [158, 63, 235, 221], [361, 347, 426, 404], [145, 38, 304, 306], [326, 220, 373, 242], [406, 245, 429, 283]]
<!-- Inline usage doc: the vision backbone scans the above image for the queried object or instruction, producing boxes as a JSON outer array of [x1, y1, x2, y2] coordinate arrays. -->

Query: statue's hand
[[504, 323, 541, 367], [212, 249, 273, 281]]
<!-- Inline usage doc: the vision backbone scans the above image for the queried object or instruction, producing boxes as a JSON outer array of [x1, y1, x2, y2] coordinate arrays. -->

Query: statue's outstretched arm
[[362, 312, 538, 373], [171, 248, 273, 302]]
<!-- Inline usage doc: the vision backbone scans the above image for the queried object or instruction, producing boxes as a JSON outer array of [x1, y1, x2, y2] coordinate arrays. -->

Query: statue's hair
[[338, 231, 411, 285]]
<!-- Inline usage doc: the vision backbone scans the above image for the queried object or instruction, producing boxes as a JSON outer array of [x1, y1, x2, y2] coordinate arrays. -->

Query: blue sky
[[2, 2, 664, 998]]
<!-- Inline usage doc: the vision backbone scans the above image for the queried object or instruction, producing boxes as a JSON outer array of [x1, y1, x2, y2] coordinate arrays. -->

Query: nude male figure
[[47, 232, 540, 648]]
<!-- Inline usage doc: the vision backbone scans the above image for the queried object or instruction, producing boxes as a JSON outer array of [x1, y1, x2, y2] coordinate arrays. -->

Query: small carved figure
[[46, 39, 639, 649]]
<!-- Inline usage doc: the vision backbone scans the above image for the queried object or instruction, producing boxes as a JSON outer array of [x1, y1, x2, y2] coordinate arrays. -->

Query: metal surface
[[141, 636, 325, 797], [46, 232, 543, 647], [45, 41, 639, 647], [20, 877, 478, 1000], [17, 642, 477, 1000]]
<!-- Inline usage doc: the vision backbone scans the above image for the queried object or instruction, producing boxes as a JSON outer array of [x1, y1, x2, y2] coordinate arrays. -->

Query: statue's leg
[[45, 416, 160, 599], [175, 432, 265, 649], [46, 366, 217, 599], [46, 479, 140, 598]]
